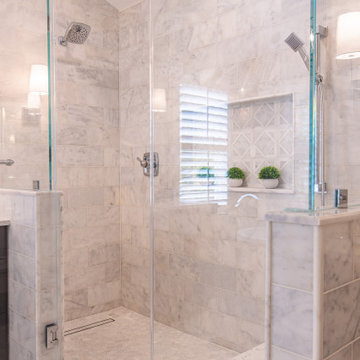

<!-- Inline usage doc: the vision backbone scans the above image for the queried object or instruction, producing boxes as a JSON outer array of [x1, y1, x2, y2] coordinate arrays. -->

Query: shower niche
[[228, 94, 295, 193]]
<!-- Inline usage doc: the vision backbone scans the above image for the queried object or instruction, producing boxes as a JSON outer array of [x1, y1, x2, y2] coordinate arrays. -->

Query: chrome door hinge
[[46, 324, 59, 349], [315, 183, 327, 193]]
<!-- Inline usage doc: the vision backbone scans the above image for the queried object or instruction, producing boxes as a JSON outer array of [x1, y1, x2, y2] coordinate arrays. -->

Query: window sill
[[229, 187, 295, 194]]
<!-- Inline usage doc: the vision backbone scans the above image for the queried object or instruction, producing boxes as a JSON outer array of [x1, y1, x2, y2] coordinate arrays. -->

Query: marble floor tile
[[64, 306, 265, 360]]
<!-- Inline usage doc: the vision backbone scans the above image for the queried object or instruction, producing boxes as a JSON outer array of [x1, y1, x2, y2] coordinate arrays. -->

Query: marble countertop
[[266, 206, 360, 226], [0, 219, 10, 226]]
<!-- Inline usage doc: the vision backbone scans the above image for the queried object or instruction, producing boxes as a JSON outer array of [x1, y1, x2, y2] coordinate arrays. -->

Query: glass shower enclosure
[[8, 0, 360, 357]]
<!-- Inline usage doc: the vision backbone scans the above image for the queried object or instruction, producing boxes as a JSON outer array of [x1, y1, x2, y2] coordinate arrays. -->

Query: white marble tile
[[272, 223, 313, 291], [8, 280, 36, 322], [8, 251, 36, 289], [65, 306, 260, 360], [271, 285, 313, 358], [324, 222, 353, 291], [353, 338, 360, 360], [327, 344, 352, 360], [271, 346, 311, 360], [323, 280, 360, 357]]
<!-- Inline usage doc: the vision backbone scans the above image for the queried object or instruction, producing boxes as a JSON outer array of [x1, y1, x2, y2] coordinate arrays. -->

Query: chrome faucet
[[0, 159, 14, 166], [235, 193, 259, 207]]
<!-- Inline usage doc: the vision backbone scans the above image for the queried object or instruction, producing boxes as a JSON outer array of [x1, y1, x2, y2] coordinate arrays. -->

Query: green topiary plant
[[258, 166, 280, 179], [227, 167, 245, 179], [197, 166, 215, 178]]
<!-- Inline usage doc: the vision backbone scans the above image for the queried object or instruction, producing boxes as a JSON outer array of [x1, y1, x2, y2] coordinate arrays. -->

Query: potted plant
[[258, 166, 280, 189], [227, 167, 245, 187], [197, 166, 215, 184]]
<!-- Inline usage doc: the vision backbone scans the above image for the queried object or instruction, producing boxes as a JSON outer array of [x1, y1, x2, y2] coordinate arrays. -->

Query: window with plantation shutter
[[179, 85, 228, 205]]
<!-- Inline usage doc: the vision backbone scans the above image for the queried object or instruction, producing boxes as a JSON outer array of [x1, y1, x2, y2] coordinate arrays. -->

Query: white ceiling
[[106, 0, 141, 12]]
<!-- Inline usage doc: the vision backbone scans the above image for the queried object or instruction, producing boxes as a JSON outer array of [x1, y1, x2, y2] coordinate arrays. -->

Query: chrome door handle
[[137, 153, 159, 176], [0, 159, 14, 166], [137, 157, 148, 168]]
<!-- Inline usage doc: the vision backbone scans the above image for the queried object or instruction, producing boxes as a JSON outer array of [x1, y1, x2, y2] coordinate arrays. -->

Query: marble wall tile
[[352, 220, 360, 279], [271, 285, 313, 358], [9, 307, 36, 354], [323, 280, 360, 357], [217, 290, 264, 326], [8, 251, 36, 290], [327, 344, 352, 360], [323, 222, 353, 291], [7, 224, 36, 258], [9, 338, 35, 360], [8, 280, 36, 322], [88, 280, 121, 307], [271, 346, 311, 360], [272, 223, 313, 291], [54, 0, 121, 321], [353, 338, 360, 360]]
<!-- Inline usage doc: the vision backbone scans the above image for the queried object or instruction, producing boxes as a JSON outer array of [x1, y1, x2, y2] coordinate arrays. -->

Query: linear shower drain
[[64, 318, 115, 336]]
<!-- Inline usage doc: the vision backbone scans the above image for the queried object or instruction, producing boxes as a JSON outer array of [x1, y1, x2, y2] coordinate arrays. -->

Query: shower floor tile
[[64, 306, 264, 360]]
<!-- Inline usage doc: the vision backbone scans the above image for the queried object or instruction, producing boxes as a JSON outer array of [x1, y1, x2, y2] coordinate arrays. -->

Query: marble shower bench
[[266, 208, 360, 360]]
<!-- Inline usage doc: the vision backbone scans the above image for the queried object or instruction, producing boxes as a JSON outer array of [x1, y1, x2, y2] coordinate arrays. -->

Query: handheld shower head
[[284, 32, 310, 71], [59, 22, 91, 46], [285, 32, 304, 52]]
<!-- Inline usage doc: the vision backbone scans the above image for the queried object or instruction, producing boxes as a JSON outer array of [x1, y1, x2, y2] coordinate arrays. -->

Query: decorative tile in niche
[[229, 94, 294, 189]]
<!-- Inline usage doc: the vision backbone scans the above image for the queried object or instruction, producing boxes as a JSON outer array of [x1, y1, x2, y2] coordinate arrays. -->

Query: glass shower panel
[[0, 1, 61, 360], [51, 0, 151, 358], [315, 0, 360, 208], [151, 0, 311, 359], [0, 0, 51, 190]]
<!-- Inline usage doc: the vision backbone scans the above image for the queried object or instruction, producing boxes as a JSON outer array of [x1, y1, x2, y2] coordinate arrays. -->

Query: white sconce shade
[[336, 12, 360, 60], [29, 64, 48, 94], [27, 92, 41, 108], [152, 88, 167, 112]]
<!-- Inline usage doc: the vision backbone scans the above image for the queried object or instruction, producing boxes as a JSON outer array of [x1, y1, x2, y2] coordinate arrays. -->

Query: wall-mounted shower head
[[59, 22, 91, 47], [284, 32, 310, 71]]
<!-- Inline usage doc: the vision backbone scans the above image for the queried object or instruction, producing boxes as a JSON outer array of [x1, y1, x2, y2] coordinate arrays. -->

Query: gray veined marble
[[271, 285, 313, 358], [324, 222, 353, 291], [272, 222, 313, 291], [64, 306, 265, 360], [327, 344, 352, 360], [324, 280, 360, 357]]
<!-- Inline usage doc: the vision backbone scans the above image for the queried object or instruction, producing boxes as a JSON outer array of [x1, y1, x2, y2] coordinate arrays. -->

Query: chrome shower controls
[[0, 159, 14, 166], [137, 152, 159, 177], [335, 189, 348, 209]]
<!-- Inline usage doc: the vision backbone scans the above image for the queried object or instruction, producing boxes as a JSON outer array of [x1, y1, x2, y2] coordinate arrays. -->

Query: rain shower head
[[284, 32, 310, 71], [59, 22, 91, 46]]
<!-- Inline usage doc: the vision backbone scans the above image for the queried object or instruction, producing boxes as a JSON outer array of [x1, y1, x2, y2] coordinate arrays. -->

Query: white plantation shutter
[[180, 85, 228, 204]]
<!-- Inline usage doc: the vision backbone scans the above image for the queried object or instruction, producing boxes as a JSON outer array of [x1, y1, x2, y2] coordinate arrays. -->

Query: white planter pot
[[228, 179, 243, 187], [261, 179, 279, 189]]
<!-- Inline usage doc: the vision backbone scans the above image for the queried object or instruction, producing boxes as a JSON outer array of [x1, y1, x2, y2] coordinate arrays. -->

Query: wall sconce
[[152, 88, 167, 113], [336, 12, 360, 60], [23, 64, 48, 123], [29, 64, 48, 94]]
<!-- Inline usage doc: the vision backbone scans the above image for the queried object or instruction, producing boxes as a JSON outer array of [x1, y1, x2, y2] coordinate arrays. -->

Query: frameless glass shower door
[[150, 0, 312, 359]]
